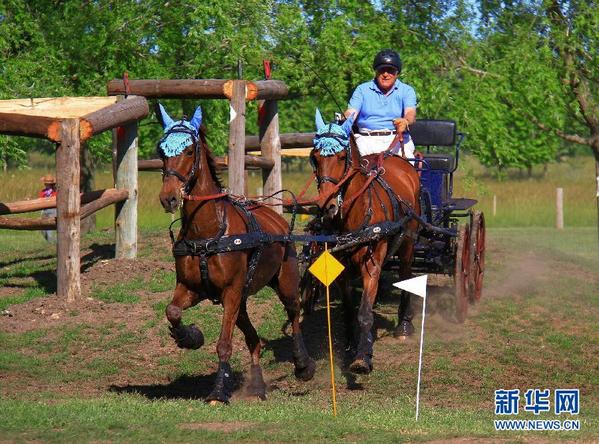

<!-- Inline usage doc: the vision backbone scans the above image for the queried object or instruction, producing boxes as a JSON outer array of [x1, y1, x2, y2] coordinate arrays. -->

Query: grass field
[[0, 225, 597, 442], [0, 155, 598, 442]]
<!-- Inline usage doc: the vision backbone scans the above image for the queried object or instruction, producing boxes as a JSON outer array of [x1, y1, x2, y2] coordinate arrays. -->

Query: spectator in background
[[39, 175, 57, 243]]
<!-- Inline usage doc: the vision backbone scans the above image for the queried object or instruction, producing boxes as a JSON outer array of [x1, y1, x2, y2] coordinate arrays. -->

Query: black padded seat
[[410, 119, 456, 146], [421, 153, 455, 171]]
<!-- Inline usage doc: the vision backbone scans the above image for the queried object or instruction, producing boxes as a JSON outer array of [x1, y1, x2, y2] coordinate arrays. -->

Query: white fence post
[[556, 187, 564, 229]]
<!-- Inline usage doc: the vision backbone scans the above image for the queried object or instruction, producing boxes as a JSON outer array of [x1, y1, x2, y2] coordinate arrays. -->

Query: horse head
[[310, 108, 354, 220], [156, 103, 203, 213]]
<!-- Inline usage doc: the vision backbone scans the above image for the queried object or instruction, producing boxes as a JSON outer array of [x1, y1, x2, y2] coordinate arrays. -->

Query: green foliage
[[0, 0, 596, 169]]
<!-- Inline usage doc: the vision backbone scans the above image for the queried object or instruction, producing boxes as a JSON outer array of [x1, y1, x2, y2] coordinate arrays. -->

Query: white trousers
[[355, 133, 415, 163]]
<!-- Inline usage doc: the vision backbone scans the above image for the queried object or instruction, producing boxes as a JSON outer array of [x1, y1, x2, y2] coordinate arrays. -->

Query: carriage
[[300, 118, 486, 323]]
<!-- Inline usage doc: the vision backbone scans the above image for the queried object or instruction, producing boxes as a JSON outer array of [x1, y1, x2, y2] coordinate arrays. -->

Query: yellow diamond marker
[[308, 246, 344, 416], [308, 250, 344, 286]]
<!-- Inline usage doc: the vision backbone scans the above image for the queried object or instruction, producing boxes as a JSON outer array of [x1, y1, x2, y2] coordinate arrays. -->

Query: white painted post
[[556, 187, 564, 230], [492, 194, 497, 217]]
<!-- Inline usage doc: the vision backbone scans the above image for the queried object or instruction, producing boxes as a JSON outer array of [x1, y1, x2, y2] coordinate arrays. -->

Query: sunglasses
[[376, 67, 398, 75]]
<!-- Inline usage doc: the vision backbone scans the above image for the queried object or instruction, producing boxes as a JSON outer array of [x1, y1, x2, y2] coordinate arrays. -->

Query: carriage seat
[[420, 153, 455, 172]]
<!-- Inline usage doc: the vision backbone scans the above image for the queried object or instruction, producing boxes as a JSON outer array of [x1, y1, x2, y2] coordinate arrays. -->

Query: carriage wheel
[[454, 223, 470, 323], [468, 211, 486, 302]]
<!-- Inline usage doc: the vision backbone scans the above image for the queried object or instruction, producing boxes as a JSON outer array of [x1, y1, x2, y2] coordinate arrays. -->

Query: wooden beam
[[259, 100, 282, 213], [0, 112, 62, 141], [139, 155, 273, 172], [113, 119, 138, 259], [0, 189, 128, 230], [56, 119, 80, 304], [246, 132, 316, 151], [247, 80, 289, 101], [0, 215, 56, 230], [228, 80, 247, 196], [0, 189, 125, 215], [80, 96, 148, 141], [80, 189, 128, 220], [107, 79, 231, 99]]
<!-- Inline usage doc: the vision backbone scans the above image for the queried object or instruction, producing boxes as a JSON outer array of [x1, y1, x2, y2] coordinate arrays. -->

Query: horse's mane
[[198, 124, 223, 189]]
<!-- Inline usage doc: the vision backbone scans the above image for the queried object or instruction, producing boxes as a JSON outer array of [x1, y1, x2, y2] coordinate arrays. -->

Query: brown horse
[[310, 110, 420, 373], [156, 104, 315, 403]]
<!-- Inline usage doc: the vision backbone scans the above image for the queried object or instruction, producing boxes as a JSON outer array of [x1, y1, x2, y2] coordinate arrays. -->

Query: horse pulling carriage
[[154, 104, 485, 401]]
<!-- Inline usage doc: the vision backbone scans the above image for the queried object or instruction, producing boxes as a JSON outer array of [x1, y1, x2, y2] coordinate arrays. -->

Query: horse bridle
[[311, 126, 353, 188], [158, 124, 201, 194]]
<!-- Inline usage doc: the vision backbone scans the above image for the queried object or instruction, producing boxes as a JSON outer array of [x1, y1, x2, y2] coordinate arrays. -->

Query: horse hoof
[[170, 324, 204, 350], [246, 387, 267, 401], [349, 357, 373, 374], [393, 320, 414, 339], [294, 358, 316, 381]]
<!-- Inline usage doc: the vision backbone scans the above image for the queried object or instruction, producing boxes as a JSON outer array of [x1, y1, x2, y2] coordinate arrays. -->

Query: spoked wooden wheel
[[468, 211, 486, 302], [454, 223, 470, 323]]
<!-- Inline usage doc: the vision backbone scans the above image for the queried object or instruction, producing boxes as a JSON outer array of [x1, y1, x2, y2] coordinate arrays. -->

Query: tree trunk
[[80, 143, 95, 234]]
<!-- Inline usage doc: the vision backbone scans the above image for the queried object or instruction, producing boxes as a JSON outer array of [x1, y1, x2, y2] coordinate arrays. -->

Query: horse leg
[[349, 244, 386, 374], [394, 240, 416, 339], [273, 251, 316, 381], [235, 299, 267, 400], [166, 283, 204, 349], [206, 287, 241, 404], [339, 275, 357, 354]]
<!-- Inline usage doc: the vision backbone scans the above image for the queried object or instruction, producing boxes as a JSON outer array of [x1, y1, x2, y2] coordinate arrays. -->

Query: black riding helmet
[[372, 49, 402, 74]]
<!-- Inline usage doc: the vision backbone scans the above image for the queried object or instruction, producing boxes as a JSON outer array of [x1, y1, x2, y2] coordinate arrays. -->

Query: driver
[[344, 49, 417, 162]]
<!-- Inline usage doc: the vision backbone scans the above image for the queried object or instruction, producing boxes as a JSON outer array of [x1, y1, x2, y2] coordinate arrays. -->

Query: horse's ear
[[189, 106, 202, 132], [341, 113, 355, 136], [315, 108, 326, 132], [156, 102, 174, 128]]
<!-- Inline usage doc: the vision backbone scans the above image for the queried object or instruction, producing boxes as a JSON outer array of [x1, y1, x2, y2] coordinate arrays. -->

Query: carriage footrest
[[443, 198, 477, 211]]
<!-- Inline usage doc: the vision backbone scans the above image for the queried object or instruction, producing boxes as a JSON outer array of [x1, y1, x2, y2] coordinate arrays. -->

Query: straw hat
[[40, 174, 56, 184]]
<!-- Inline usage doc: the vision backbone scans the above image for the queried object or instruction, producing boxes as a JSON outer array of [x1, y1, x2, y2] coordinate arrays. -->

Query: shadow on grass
[[81, 243, 115, 272], [109, 371, 242, 400], [263, 282, 405, 391]]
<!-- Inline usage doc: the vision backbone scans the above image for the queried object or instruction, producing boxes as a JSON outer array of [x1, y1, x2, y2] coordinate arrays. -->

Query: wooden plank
[[114, 119, 138, 259], [0, 189, 128, 230], [56, 119, 80, 304], [107, 79, 230, 98], [246, 132, 316, 151], [259, 100, 282, 213], [0, 189, 124, 215], [0, 97, 117, 118], [228, 80, 247, 196], [80, 96, 148, 140]]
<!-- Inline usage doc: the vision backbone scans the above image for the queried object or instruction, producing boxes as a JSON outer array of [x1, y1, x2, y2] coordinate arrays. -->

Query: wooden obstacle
[[107, 78, 286, 211], [0, 96, 149, 302]]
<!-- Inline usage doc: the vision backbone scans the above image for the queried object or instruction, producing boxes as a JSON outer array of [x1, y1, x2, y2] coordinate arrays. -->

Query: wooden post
[[259, 100, 282, 213], [56, 119, 80, 303], [556, 187, 564, 229], [113, 120, 138, 258], [228, 80, 246, 196], [492, 194, 497, 217]]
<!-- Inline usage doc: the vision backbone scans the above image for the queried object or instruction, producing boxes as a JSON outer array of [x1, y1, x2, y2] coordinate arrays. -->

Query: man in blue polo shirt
[[345, 49, 417, 161]]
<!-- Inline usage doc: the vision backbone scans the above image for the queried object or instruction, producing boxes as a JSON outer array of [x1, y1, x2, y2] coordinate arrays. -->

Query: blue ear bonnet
[[313, 123, 349, 157], [158, 120, 198, 158]]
